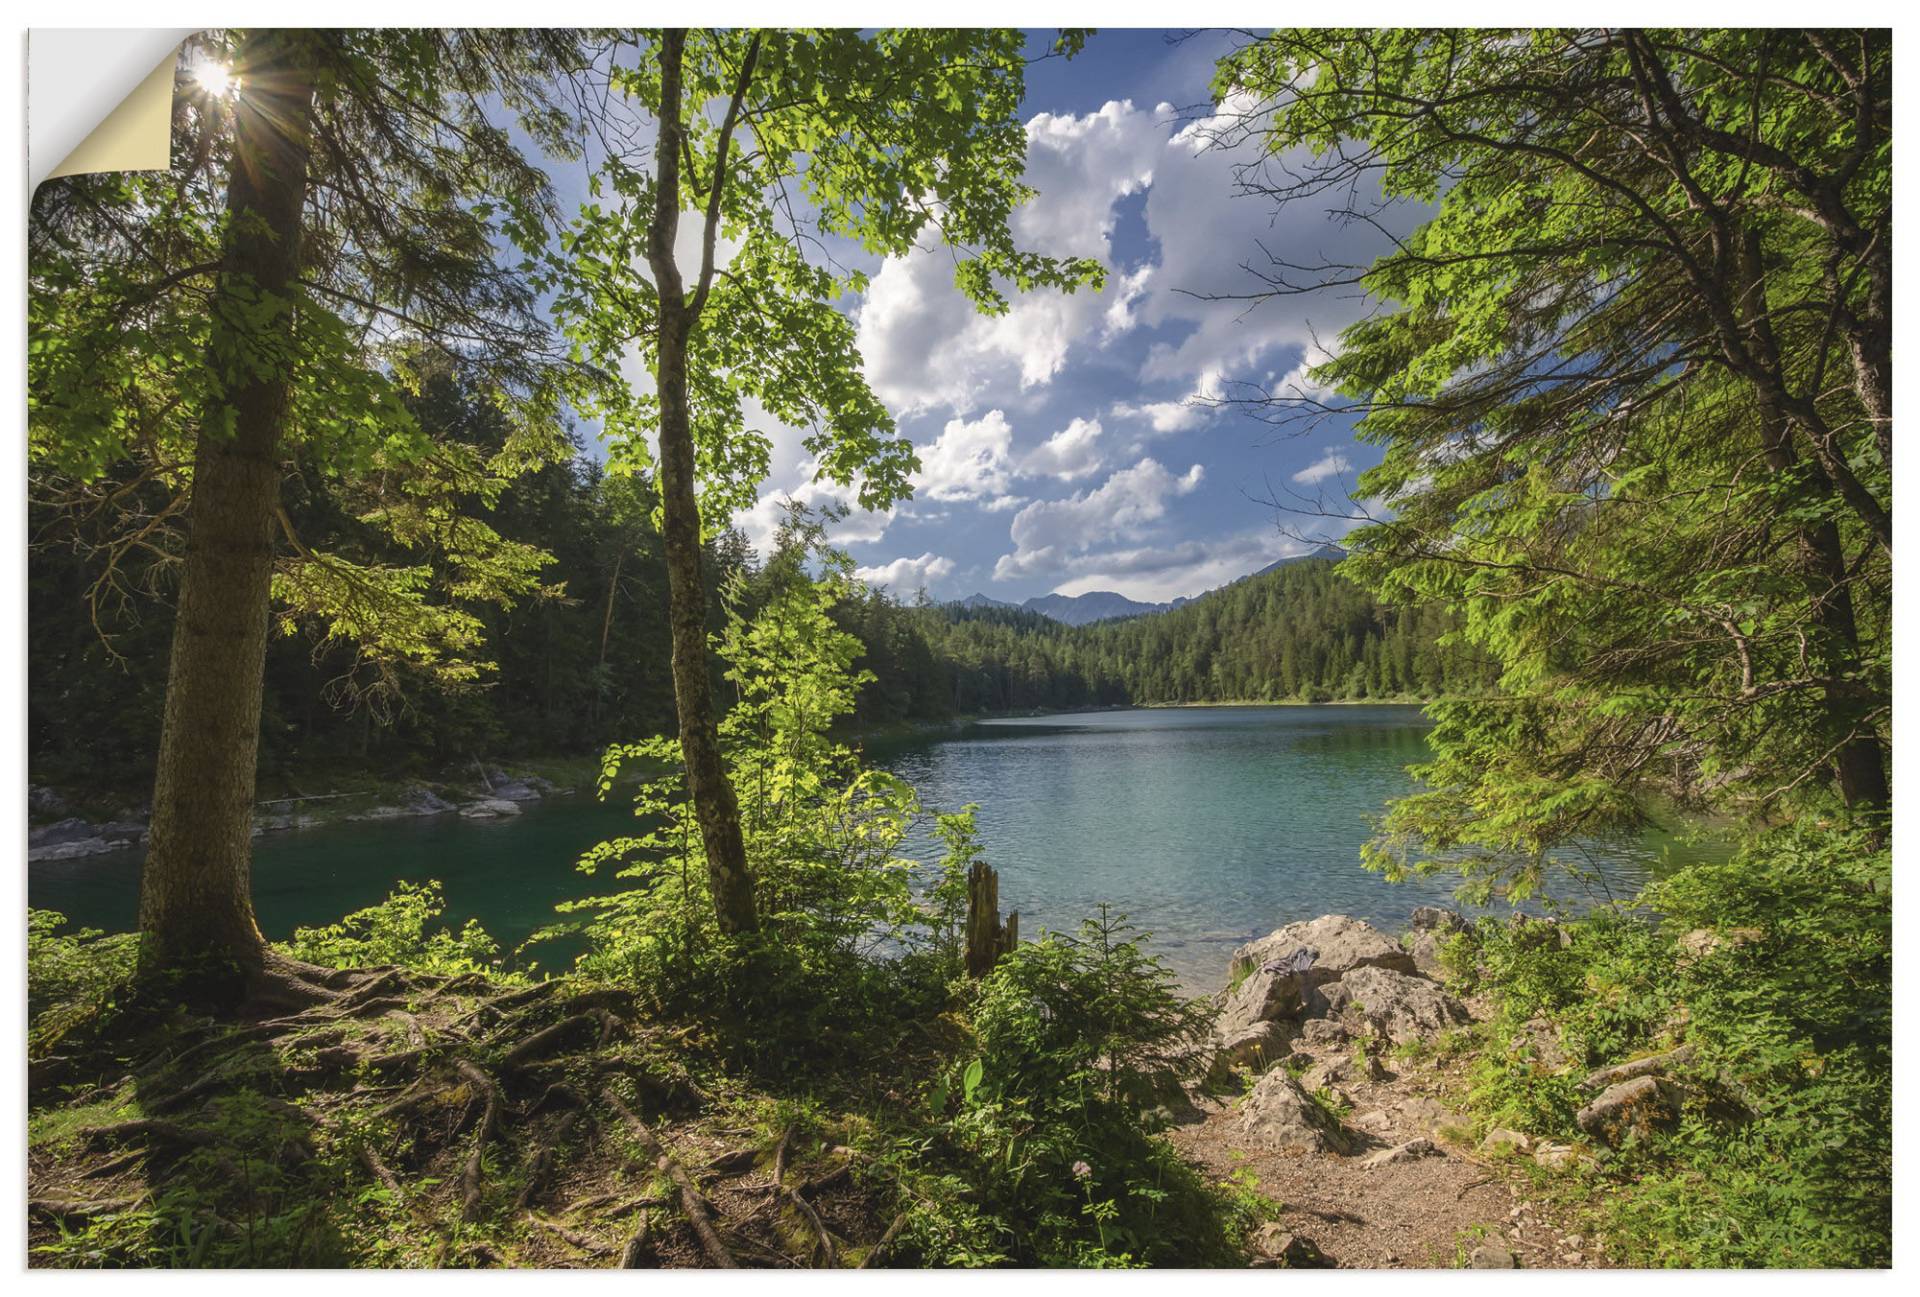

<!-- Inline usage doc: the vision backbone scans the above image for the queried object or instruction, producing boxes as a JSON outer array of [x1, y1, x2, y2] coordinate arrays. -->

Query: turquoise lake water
[[27, 705, 1706, 991]]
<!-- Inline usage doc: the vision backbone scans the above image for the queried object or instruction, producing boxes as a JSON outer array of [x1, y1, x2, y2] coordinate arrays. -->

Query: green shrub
[[1464, 826, 1890, 1267], [887, 908, 1246, 1266], [283, 880, 507, 978], [27, 909, 138, 1054]]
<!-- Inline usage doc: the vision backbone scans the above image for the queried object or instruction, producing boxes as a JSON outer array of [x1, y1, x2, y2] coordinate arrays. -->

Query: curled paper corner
[[29, 29, 199, 192]]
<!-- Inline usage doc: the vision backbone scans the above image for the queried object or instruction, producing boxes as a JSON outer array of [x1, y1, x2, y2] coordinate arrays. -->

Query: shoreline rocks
[[26, 775, 564, 862]]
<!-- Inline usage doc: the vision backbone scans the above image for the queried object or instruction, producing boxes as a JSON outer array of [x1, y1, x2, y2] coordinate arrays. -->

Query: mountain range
[[951, 545, 1346, 627]]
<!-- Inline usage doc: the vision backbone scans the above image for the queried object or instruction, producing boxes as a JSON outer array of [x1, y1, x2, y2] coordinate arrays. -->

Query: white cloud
[[1019, 416, 1107, 482], [854, 551, 955, 594], [732, 472, 894, 556], [913, 409, 1016, 502], [856, 100, 1166, 417], [1109, 367, 1228, 435], [1291, 450, 1352, 485], [994, 457, 1204, 580]]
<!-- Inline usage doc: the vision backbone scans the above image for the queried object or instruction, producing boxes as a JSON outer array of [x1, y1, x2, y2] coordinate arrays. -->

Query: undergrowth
[[1442, 825, 1890, 1267]]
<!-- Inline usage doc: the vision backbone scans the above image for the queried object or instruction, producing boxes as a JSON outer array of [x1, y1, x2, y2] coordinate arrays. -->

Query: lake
[[27, 704, 1707, 992]]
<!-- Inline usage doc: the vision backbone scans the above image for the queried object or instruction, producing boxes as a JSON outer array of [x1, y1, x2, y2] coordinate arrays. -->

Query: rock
[[29, 817, 99, 847], [1360, 1137, 1438, 1168], [27, 837, 125, 863], [1211, 1020, 1295, 1076], [1409, 905, 1468, 934], [1676, 927, 1764, 964], [1252, 1225, 1333, 1268], [1509, 914, 1572, 951], [402, 787, 456, 816], [1510, 1015, 1571, 1070], [1236, 1069, 1354, 1154], [1478, 1128, 1533, 1157], [29, 786, 67, 816], [1217, 962, 1314, 1037], [94, 820, 148, 842], [1301, 1053, 1385, 1093], [489, 779, 543, 802], [1581, 1044, 1695, 1093], [459, 798, 524, 819], [1229, 914, 1416, 985], [1406, 931, 1449, 978], [1469, 1242, 1517, 1268], [1319, 966, 1471, 1044], [1575, 1075, 1682, 1145], [1299, 1018, 1351, 1049]]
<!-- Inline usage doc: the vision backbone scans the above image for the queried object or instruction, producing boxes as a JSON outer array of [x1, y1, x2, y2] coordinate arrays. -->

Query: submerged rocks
[[1318, 965, 1470, 1044], [1236, 1069, 1355, 1154], [459, 798, 524, 819], [1575, 1075, 1682, 1145], [27, 816, 147, 862]]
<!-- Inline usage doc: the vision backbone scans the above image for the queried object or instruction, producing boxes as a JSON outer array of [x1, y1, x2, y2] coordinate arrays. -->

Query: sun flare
[[188, 59, 235, 97]]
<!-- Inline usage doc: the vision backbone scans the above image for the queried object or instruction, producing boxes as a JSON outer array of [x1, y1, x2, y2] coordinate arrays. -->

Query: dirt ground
[[1170, 1025, 1604, 1269]]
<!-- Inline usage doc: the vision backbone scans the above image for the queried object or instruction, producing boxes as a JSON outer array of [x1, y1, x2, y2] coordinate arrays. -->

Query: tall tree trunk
[[138, 31, 317, 978], [1731, 233, 1890, 815], [645, 29, 758, 934]]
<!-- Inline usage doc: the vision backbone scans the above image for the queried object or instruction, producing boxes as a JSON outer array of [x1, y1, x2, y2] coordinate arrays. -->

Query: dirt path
[[1171, 913, 1605, 1270], [1173, 1057, 1599, 1269]]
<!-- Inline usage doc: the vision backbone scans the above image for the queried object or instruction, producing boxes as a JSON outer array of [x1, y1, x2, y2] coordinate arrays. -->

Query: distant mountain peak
[[945, 545, 1347, 626]]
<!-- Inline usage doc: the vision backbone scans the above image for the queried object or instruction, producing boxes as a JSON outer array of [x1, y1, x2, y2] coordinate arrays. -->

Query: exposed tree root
[[603, 1087, 736, 1268], [30, 966, 910, 1270], [453, 1059, 503, 1221]]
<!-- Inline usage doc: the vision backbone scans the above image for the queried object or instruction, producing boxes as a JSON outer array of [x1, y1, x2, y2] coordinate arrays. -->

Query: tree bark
[[138, 31, 317, 978], [645, 29, 758, 934]]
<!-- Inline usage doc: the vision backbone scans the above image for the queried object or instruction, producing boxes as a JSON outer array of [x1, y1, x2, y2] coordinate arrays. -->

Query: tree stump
[[965, 861, 1018, 978]]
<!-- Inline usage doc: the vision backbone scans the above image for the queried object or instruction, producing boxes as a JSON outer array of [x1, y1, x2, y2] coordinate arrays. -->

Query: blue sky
[[575, 30, 1395, 603]]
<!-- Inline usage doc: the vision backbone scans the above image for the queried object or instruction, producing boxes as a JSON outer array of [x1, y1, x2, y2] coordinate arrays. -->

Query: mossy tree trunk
[[138, 31, 317, 979], [644, 28, 759, 935]]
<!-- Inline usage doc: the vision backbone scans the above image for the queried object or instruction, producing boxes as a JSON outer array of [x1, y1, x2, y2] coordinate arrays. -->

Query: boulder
[[1581, 1044, 1694, 1093], [1217, 962, 1314, 1037], [1298, 1017, 1351, 1049], [1409, 905, 1468, 934], [1478, 1128, 1533, 1157], [1211, 1020, 1294, 1076], [1300, 1052, 1385, 1093], [459, 798, 524, 819], [402, 787, 456, 816], [1318, 966, 1470, 1044], [1405, 931, 1448, 978], [1532, 1142, 1591, 1171], [1360, 1137, 1439, 1169], [29, 786, 67, 816], [1575, 1075, 1681, 1146], [1251, 1225, 1333, 1268], [1469, 1242, 1517, 1268], [1228, 914, 1416, 985], [1236, 1069, 1354, 1154], [490, 779, 543, 803]]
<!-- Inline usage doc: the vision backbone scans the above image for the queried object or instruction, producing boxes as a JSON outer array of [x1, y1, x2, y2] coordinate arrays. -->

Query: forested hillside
[[30, 377, 1479, 795], [905, 559, 1494, 714]]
